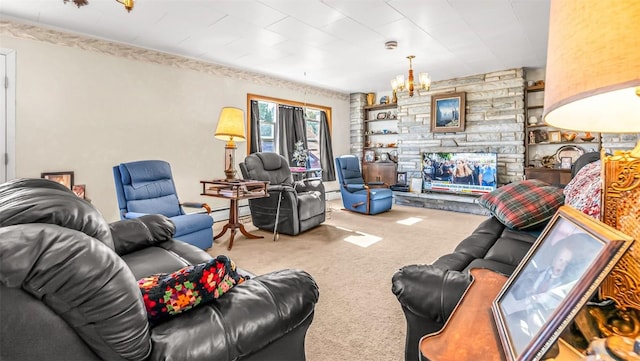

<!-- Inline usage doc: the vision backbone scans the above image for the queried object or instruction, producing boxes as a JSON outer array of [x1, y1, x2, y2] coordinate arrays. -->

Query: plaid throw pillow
[[138, 255, 247, 324], [478, 179, 565, 230]]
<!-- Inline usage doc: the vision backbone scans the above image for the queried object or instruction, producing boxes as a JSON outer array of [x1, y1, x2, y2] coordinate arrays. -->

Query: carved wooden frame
[[600, 146, 640, 311]]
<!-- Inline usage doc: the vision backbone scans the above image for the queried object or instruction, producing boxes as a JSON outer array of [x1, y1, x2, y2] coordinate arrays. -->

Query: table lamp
[[215, 107, 246, 180], [542, 0, 640, 346]]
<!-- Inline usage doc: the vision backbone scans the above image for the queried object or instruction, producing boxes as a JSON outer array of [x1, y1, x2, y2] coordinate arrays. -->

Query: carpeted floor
[[208, 200, 487, 361]]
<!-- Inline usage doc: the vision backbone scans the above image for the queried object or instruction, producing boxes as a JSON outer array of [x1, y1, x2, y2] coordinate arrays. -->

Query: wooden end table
[[200, 179, 268, 250]]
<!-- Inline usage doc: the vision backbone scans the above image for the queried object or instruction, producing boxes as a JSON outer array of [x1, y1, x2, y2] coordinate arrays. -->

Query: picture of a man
[[499, 232, 600, 354]]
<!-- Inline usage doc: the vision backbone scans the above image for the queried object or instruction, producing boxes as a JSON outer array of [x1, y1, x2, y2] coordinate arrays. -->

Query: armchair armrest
[[123, 212, 148, 219], [391, 264, 471, 323], [343, 183, 366, 192], [110, 214, 176, 255], [181, 202, 211, 214], [267, 184, 296, 193]]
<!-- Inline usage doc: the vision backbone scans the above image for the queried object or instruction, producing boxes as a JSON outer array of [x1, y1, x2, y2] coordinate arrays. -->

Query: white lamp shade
[[543, 0, 640, 133], [215, 107, 246, 142]]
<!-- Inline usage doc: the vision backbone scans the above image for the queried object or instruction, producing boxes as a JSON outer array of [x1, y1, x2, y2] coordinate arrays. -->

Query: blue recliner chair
[[113, 160, 214, 249], [335, 155, 393, 215]]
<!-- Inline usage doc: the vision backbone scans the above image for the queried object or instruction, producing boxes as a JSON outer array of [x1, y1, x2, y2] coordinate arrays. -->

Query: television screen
[[422, 152, 498, 195]]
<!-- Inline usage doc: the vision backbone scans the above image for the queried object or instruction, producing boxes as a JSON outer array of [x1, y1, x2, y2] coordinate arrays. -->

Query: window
[[248, 94, 331, 165]]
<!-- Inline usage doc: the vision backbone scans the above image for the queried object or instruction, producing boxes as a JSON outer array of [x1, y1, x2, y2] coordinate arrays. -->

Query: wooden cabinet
[[524, 167, 572, 187], [363, 162, 396, 185]]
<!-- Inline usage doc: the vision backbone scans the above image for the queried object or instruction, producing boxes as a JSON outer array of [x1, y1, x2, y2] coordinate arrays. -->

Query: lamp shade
[[543, 0, 640, 133], [215, 107, 246, 142]]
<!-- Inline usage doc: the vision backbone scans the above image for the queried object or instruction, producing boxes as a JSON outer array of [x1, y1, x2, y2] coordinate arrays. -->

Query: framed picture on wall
[[431, 92, 466, 133], [41, 171, 74, 190]]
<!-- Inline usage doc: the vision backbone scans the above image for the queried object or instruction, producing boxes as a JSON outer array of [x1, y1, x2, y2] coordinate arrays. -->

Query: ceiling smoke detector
[[385, 41, 398, 50]]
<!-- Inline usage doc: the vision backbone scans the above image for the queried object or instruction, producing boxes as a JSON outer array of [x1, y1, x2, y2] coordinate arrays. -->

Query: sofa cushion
[[138, 255, 247, 324], [564, 160, 601, 219], [478, 179, 564, 230]]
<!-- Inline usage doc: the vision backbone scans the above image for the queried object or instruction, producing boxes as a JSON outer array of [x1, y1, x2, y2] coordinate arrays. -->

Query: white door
[[0, 48, 16, 182]]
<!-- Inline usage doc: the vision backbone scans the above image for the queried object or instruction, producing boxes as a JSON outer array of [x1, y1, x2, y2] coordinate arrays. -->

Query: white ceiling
[[0, 0, 551, 94]]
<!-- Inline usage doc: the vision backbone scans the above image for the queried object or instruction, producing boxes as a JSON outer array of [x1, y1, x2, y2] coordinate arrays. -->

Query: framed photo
[[396, 172, 407, 185], [560, 157, 572, 170], [364, 150, 375, 163], [548, 131, 562, 143], [376, 112, 387, 120], [431, 92, 466, 133], [491, 206, 633, 361], [41, 171, 74, 189], [72, 184, 86, 199]]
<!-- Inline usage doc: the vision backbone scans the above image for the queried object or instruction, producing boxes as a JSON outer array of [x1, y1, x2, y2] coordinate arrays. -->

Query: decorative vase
[[366, 93, 376, 106]]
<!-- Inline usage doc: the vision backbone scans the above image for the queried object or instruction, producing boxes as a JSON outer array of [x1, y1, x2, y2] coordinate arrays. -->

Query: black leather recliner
[[239, 152, 325, 236], [0, 178, 319, 361]]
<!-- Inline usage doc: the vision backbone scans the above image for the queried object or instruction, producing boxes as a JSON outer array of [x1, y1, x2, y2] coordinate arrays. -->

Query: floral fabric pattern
[[138, 255, 247, 323], [563, 160, 601, 219]]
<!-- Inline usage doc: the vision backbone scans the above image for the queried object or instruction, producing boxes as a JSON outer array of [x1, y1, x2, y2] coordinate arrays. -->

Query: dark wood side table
[[200, 179, 268, 250]]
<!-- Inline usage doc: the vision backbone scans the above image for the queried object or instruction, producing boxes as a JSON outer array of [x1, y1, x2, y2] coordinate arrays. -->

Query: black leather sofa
[[0, 178, 319, 361], [392, 153, 600, 361], [391, 217, 538, 361]]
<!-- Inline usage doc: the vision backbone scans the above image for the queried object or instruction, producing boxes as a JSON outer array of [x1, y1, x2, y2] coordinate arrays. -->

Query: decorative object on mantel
[[215, 107, 246, 180], [63, 0, 134, 12], [543, 0, 640, 349], [430, 92, 466, 133], [391, 55, 430, 97]]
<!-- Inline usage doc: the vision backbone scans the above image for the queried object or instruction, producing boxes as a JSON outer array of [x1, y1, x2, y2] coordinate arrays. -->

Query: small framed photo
[[72, 184, 86, 199], [376, 112, 387, 120], [492, 206, 633, 361], [431, 92, 466, 133], [364, 150, 375, 163], [41, 171, 74, 189], [548, 131, 562, 143], [396, 172, 407, 185], [560, 157, 572, 170]]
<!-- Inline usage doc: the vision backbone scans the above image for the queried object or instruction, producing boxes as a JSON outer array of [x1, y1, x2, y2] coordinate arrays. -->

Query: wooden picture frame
[[548, 131, 562, 143], [72, 184, 86, 199], [491, 206, 633, 361], [364, 150, 375, 163], [431, 92, 466, 133], [41, 171, 74, 190], [396, 172, 407, 185]]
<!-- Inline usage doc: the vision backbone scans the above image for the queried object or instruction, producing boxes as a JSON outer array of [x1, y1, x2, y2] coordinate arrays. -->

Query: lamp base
[[224, 168, 237, 180]]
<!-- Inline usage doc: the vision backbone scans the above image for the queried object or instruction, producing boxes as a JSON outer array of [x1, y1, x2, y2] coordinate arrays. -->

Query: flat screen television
[[422, 152, 498, 195]]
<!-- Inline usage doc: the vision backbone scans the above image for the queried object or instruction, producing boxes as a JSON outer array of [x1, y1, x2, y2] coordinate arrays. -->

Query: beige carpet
[[208, 200, 487, 361]]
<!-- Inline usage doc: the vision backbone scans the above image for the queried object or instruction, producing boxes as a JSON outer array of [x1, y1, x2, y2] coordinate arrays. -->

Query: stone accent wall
[[391, 68, 526, 185], [349, 93, 367, 155]]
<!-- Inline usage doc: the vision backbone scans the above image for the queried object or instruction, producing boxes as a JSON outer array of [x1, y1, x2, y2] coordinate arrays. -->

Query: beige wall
[[1, 30, 350, 222]]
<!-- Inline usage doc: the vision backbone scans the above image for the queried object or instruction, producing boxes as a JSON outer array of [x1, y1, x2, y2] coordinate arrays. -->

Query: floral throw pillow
[[138, 255, 247, 324], [563, 160, 601, 219]]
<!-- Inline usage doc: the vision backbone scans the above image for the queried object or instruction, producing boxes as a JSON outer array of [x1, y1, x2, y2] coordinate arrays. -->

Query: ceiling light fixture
[[63, 0, 134, 12], [391, 55, 430, 99], [385, 41, 398, 50]]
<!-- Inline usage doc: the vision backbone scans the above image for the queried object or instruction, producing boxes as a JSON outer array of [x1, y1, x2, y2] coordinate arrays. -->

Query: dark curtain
[[277, 105, 306, 166], [249, 100, 261, 154], [319, 111, 336, 181]]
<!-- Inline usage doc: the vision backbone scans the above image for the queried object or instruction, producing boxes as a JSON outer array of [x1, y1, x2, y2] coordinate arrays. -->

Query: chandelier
[[64, 0, 134, 12], [391, 55, 430, 99]]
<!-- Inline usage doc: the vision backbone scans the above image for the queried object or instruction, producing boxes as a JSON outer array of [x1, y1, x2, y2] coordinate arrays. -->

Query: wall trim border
[[0, 19, 349, 101]]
